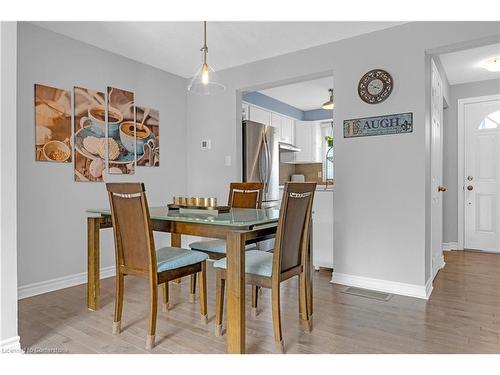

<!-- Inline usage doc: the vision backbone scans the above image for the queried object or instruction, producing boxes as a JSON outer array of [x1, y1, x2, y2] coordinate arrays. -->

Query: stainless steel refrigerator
[[242, 120, 279, 208]]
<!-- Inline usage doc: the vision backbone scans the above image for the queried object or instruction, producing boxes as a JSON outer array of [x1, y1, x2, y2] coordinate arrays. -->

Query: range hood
[[279, 142, 301, 152]]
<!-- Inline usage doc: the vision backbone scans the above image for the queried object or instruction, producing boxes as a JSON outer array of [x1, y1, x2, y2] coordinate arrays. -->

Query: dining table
[[86, 206, 312, 354]]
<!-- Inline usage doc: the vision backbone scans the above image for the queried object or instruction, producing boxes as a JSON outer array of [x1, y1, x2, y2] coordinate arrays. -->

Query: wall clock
[[358, 69, 393, 104]]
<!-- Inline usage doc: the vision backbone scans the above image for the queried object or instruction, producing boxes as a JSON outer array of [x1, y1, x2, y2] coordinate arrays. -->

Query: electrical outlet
[[318, 171, 322, 178]]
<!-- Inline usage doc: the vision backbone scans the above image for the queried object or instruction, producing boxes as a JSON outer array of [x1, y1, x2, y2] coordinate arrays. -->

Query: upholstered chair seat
[[213, 250, 273, 277], [156, 247, 209, 272]]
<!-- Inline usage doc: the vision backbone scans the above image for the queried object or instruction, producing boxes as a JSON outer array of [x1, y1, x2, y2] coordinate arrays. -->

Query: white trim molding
[[1, 336, 21, 353], [442, 242, 459, 251], [457, 94, 500, 251], [18, 266, 115, 300], [331, 272, 432, 300]]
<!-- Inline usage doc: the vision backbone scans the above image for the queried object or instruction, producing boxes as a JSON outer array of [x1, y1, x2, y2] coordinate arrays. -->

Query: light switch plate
[[225, 155, 231, 167], [201, 139, 211, 150]]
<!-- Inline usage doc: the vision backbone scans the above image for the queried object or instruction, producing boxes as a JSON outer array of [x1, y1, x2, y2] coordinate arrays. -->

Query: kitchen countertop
[[279, 181, 334, 192]]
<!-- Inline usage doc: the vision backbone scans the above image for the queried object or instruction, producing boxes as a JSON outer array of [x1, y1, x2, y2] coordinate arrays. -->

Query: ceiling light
[[482, 57, 500, 72], [321, 89, 334, 110], [188, 21, 225, 94]]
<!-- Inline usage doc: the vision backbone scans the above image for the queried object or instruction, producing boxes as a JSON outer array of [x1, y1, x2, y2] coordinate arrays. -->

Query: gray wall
[[443, 78, 500, 243], [17, 23, 188, 288], [185, 22, 500, 290]]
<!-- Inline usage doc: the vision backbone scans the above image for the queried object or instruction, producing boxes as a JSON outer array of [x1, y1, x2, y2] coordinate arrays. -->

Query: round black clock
[[358, 69, 393, 104]]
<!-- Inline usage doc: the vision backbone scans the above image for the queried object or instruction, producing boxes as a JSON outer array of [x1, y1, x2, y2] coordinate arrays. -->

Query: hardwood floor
[[18, 251, 500, 354]]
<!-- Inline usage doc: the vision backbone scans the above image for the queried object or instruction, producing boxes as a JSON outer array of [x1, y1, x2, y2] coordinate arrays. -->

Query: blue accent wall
[[243, 91, 333, 121], [242, 92, 303, 120], [303, 108, 333, 121]]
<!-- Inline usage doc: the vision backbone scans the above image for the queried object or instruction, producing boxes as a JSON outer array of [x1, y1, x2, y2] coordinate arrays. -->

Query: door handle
[[467, 185, 473, 191], [438, 186, 447, 192]]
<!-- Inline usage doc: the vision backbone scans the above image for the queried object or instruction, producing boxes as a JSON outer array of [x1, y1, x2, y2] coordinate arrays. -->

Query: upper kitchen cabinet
[[244, 102, 296, 143], [272, 113, 295, 144], [294, 121, 321, 162], [248, 105, 271, 126]]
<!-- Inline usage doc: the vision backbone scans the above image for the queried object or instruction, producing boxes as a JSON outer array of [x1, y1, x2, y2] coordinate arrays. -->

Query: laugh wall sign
[[343, 112, 413, 138]]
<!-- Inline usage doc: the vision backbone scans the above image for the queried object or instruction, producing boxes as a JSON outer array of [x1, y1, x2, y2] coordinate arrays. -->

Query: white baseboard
[[18, 266, 115, 300], [331, 272, 431, 300], [1, 336, 21, 353], [442, 242, 458, 251]]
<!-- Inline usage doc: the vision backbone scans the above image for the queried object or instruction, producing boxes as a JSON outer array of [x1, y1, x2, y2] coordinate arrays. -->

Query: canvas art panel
[[136, 106, 160, 167], [73, 87, 107, 182], [34, 84, 72, 162], [107, 86, 135, 175]]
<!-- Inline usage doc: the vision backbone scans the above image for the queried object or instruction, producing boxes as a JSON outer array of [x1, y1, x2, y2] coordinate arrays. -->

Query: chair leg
[[162, 282, 170, 312], [113, 273, 124, 335], [189, 274, 197, 303], [299, 272, 311, 333], [146, 282, 158, 350], [214, 272, 225, 337], [199, 261, 208, 323], [272, 283, 284, 353], [251, 285, 259, 317]]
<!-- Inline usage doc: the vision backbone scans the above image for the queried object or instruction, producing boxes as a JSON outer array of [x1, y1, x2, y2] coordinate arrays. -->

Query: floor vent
[[342, 287, 392, 301]]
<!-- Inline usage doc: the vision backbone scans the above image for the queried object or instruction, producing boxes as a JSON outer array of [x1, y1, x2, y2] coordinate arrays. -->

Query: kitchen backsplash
[[279, 162, 323, 184]]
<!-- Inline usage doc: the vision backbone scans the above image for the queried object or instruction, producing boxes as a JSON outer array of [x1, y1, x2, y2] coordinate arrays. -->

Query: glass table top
[[87, 207, 280, 228]]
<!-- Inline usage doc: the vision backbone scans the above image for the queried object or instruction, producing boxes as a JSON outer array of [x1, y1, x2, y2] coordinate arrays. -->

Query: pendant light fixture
[[188, 21, 225, 94], [321, 88, 334, 110]]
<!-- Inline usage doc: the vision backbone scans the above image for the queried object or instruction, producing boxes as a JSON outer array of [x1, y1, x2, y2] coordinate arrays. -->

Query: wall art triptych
[[34, 83, 160, 183]]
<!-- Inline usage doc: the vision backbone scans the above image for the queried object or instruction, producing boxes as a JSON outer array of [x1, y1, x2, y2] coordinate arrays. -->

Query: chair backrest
[[272, 182, 316, 277], [106, 183, 156, 276], [227, 182, 264, 209]]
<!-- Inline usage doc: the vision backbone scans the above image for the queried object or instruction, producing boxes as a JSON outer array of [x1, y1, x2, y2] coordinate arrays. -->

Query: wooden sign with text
[[343, 112, 413, 138]]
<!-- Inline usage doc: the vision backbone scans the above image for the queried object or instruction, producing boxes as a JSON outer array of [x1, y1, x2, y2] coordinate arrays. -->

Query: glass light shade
[[482, 57, 500, 72], [188, 63, 225, 95], [321, 101, 334, 110]]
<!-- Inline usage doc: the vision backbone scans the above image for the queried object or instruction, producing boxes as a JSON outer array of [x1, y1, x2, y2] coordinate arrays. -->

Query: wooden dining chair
[[188, 182, 264, 258], [212, 182, 316, 353], [106, 182, 209, 350]]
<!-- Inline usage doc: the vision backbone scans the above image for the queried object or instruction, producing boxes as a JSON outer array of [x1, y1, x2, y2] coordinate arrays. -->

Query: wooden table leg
[[87, 217, 101, 311], [226, 231, 246, 354], [171, 233, 182, 284]]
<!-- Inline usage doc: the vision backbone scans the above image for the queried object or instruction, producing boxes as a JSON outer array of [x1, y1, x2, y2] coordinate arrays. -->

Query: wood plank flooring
[[18, 251, 500, 353]]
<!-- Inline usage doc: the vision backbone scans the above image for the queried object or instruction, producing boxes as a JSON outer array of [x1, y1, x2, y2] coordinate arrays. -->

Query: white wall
[[1, 22, 21, 351], [443, 78, 500, 243], [186, 22, 500, 294], [16, 23, 188, 294]]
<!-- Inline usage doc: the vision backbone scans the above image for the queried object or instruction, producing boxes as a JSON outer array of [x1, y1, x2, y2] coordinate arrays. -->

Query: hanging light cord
[[201, 21, 208, 64]]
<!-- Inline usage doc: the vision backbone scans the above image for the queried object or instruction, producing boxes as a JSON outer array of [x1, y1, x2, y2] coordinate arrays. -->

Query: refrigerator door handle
[[263, 135, 271, 194]]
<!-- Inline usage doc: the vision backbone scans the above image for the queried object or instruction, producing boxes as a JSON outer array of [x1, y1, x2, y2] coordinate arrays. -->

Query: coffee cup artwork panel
[[107, 86, 135, 175], [35, 84, 72, 162], [136, 106, 160, 167], [74, 87, 106, 182]]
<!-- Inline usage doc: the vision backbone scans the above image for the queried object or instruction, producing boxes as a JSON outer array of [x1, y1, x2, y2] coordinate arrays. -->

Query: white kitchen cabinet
[[242, 102, 249, 121], [312, 190, 334, 269], [271, 112, 295, 143], [294, 121, 320, 162], [248, 105, 271, 126]]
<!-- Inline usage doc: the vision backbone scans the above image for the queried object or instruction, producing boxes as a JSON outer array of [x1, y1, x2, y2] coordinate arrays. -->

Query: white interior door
[[431, 60, 445, 280], [464, 96, 500, 252]]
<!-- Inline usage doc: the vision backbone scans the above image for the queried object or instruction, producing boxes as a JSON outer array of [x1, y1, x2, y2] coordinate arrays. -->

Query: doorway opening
[[429, 41, 500, 281]]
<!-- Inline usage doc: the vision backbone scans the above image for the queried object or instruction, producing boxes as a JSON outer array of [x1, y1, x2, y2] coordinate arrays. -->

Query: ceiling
[[439, 43, 500, 85], [31, 21, 403, 78], [259, 76, 333, 111]]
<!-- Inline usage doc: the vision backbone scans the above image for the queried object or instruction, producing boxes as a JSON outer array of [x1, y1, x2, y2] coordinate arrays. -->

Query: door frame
[[457, 94, 500, 250]]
